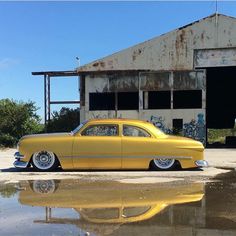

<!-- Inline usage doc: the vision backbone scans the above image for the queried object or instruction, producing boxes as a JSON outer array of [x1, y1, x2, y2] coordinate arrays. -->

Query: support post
[[44, 75, 47, 127], [47, 76, 51, 122]]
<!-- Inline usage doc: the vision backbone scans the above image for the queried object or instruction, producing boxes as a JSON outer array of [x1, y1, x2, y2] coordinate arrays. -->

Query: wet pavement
[[0, 171, 236, 236]]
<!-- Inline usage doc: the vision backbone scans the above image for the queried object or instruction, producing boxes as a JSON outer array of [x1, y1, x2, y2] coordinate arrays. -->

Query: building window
[[89, 93, 115, 110], [173, 90, 202, 109], [146, 91, 171, 109], [118, 92, 139, 110]]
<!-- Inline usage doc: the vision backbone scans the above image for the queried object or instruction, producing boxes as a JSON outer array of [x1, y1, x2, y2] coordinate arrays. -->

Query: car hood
[[20, 132, 72, 141]]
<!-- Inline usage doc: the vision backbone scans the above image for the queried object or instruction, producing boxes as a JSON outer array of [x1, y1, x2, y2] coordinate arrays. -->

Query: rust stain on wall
[[140, 72, 170, 91], [92, 61, 106, 68], [109, 75, 139, 92], [132, 48, 143, 61], [173, 71, 205, 90]]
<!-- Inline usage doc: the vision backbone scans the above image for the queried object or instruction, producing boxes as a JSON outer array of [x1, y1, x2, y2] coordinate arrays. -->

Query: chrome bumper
[[14, 152, 28, 168], [195, 160, 208, 168], [13, 160, 29, 168]]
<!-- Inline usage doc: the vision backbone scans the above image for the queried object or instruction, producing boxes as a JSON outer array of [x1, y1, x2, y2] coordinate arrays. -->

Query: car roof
[[87, 118, 152, 125]]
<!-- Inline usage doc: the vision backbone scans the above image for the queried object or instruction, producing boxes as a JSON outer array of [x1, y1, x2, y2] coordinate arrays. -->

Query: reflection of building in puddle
[[19, 179, 204, 235]]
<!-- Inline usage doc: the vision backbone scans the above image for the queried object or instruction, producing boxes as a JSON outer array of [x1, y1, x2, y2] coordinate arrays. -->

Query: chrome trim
[[63, 155, 192, 159], [14, 152, 24, 159], [13, 160, 29, 168], [153, 156, 192, 160], [195, 160, 208, 167]]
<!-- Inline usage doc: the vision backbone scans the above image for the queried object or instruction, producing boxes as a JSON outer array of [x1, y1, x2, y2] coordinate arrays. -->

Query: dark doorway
[[206, 67, 236, 147]]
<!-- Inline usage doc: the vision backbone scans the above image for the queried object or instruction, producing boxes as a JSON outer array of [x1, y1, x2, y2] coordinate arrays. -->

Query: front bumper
[[13, 160, 29, 168], [13, 152, 29, 168], [195, 160, 208, 168]]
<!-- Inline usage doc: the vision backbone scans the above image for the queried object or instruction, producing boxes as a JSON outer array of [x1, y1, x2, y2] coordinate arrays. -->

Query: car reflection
[[19, 179, 204, 224]]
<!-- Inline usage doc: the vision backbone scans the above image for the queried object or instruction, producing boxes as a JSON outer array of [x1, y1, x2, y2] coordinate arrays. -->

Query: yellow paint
[[18, 118, 205, 170]]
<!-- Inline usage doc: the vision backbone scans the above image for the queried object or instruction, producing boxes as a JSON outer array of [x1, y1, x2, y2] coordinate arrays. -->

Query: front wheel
[[32, 151, 58, 171], [151, 158, 176, 171]]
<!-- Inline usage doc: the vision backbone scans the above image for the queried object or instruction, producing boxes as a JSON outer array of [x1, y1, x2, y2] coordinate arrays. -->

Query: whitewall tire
[[32, 151, 58, 171], [151, 158, 176, 170]]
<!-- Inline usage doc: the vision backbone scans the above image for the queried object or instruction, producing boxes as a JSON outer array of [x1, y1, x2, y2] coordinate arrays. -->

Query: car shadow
[[0, 167, 33, 172], [0, 167, 204, 173]]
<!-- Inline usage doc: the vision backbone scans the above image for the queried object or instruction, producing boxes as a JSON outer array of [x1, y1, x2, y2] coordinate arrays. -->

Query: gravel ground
[[0, 148, 235, 183]]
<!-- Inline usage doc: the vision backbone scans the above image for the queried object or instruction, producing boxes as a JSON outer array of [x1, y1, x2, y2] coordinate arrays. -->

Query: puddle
[[0, 172, 236, 236]]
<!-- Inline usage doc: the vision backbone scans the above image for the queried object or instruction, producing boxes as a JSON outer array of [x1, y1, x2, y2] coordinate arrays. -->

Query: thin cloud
[[0, 58, 19, 70]]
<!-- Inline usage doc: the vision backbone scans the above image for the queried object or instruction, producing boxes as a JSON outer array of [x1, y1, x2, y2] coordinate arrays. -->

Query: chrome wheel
[[153, 158, 175, 170], [32, 151, 57, 171]]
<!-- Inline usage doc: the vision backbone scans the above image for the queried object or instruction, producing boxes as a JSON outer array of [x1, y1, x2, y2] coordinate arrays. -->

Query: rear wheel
[[151, 158, 176, 171], [32, 151, 58, 171]]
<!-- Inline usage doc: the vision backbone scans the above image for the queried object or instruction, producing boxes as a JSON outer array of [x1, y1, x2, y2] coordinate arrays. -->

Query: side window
[[123, 125, 151, 137], [81, 125, 118, 136]]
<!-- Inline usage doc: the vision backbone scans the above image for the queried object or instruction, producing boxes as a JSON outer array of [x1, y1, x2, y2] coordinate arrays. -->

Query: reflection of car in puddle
[[19, 179, 204, 224]]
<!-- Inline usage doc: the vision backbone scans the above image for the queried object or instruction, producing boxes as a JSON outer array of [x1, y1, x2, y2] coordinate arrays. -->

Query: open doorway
[[206, 67, 236, 147]]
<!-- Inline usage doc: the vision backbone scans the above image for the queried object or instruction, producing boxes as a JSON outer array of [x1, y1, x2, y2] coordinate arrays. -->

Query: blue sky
[[1, 1, 236, 121]]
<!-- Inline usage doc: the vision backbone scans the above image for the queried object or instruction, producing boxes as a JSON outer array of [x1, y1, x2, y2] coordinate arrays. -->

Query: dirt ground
[[0, 148, 235, 183]]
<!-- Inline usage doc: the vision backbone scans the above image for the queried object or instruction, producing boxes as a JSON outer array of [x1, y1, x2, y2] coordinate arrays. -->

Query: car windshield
[[71, 120, 88, 135]]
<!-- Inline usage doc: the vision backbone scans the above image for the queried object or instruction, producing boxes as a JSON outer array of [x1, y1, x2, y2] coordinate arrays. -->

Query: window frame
[[122, 124, 152, 138]]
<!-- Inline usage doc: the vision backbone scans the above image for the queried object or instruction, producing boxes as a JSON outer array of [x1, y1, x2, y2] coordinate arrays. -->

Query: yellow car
[[14, 118, 207, 171], [19, 179, 204, 224]]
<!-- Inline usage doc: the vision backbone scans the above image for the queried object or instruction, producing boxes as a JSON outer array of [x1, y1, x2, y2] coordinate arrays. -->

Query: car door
[[72, 124, 122, 169], [121, 124, 156, 169]]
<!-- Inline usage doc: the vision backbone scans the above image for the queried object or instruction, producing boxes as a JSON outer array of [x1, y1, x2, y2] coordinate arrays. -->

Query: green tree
[[0, 99, 43, 147], [0, 184, 18, 198], [47, 107, 80, 133]]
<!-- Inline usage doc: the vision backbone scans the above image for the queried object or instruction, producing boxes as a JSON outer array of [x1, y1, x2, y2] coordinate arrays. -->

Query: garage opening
[[206, 67, 236, 147]]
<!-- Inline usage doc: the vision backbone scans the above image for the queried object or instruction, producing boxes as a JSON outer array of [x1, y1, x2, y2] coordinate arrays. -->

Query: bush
[[0, 99, 43, 147], [47, 107, 80, 133]]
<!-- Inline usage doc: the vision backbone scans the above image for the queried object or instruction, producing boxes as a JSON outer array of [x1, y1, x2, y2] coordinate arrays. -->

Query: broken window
[[89, 93, 115, 110], [146, 91, 171, 109], [173, 90, 202, 109], [118, 92, 139, 110]]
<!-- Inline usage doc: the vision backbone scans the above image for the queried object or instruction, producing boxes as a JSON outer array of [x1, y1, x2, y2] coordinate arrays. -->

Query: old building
[[77, 14, 236, 146]]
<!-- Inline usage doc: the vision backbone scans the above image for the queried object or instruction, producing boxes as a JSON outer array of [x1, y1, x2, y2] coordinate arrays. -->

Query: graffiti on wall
[[150, 115, 172, 134], [150, 113, 205, 144], [183, 113, 205, 144]]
